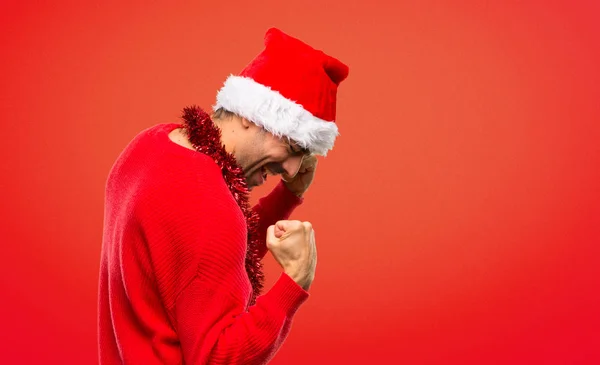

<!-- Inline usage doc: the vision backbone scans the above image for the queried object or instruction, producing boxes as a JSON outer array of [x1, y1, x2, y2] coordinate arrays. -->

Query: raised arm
[[145, 175, 312, 364], [175, 271, 308, 364], [170, 211, 315, 364], [252, 180, 303, 258]]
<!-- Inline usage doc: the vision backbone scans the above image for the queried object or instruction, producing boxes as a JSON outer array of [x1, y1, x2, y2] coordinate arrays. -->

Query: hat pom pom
[[322, 53, 349, 85]]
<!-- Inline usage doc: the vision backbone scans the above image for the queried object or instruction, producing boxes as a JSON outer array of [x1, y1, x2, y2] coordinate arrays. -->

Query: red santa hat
[[214, 28, 349, 156]]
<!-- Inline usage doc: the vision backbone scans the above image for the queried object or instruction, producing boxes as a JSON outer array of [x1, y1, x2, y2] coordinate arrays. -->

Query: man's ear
[[240, 117, 252, 129]]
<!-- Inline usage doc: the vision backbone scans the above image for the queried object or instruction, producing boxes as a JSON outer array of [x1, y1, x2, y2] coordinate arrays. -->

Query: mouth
[[260, 166, 268, 182], [248, 166, 268, 191]]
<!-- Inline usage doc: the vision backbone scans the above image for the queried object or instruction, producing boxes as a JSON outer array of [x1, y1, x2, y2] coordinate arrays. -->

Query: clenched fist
[[266, 220, 317, 291]]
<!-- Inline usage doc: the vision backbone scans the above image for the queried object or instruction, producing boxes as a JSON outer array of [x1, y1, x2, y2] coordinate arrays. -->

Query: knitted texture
[[98, 122, 307, 364]]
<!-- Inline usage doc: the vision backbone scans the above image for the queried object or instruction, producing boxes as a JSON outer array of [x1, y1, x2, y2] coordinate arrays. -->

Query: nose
[[282, 155, 304, 178]]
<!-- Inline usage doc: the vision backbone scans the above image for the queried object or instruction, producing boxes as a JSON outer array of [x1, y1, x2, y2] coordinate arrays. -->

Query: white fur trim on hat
[[213, 75, 339, 156]]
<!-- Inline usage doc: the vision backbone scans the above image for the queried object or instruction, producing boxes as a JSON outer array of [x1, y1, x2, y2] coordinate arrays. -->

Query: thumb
[[274, 221, 286, 238], [275, 220, 290, 231], [266, 225, 276, 240]]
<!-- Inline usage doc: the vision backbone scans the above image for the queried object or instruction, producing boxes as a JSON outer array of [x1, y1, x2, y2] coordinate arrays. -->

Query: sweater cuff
[[275, 180, 304, 209], [260, 273, 309, 318]]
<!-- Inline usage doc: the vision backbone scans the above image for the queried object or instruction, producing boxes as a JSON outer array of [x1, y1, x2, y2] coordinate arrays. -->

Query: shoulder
[[114, 122, 247, 251], [134, 144, 248, 267], [139, 149, 241, 225], [123, 123, 235, 210]]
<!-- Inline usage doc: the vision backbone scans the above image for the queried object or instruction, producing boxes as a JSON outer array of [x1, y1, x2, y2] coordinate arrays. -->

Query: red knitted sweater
[[98, 123, 308, 364]]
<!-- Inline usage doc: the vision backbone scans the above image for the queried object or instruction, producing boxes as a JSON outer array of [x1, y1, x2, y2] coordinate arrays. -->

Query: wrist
[[284, 270, 313, 291], [283, 181, 304, 198]]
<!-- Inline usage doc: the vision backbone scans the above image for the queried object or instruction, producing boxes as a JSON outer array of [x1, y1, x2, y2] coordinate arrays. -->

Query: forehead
[[286, 137, 301, 148], [262, 128, 311, 154], [270, 132, 297, 147], [288, 138, 311, 155]]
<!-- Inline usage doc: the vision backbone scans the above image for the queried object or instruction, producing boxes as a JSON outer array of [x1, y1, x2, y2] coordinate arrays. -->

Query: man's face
[[235, 122, 308, 190]]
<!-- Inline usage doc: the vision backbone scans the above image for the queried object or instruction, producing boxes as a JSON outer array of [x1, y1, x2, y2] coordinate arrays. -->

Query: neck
[[212, 117, 236, 155], [170, 116, 234, 156]]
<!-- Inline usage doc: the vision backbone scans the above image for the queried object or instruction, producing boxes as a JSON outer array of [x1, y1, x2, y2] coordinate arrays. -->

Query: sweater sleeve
[[147, 169, 309, 364], [171, 210, 309, 364], [252, 180, 304, 258], [175, 273, 308, 365]]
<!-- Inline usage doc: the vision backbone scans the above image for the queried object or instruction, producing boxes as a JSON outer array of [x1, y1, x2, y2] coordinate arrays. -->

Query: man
[[98, 28, 349, 364]]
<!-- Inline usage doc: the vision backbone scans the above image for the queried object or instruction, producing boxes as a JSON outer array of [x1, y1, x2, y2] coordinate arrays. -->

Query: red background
[[1, 1, 599, 364]]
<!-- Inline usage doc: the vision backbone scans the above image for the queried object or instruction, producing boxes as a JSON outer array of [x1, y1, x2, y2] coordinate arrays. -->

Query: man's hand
[[266, 220, 317, 291], [282, 154, 318, 197]]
